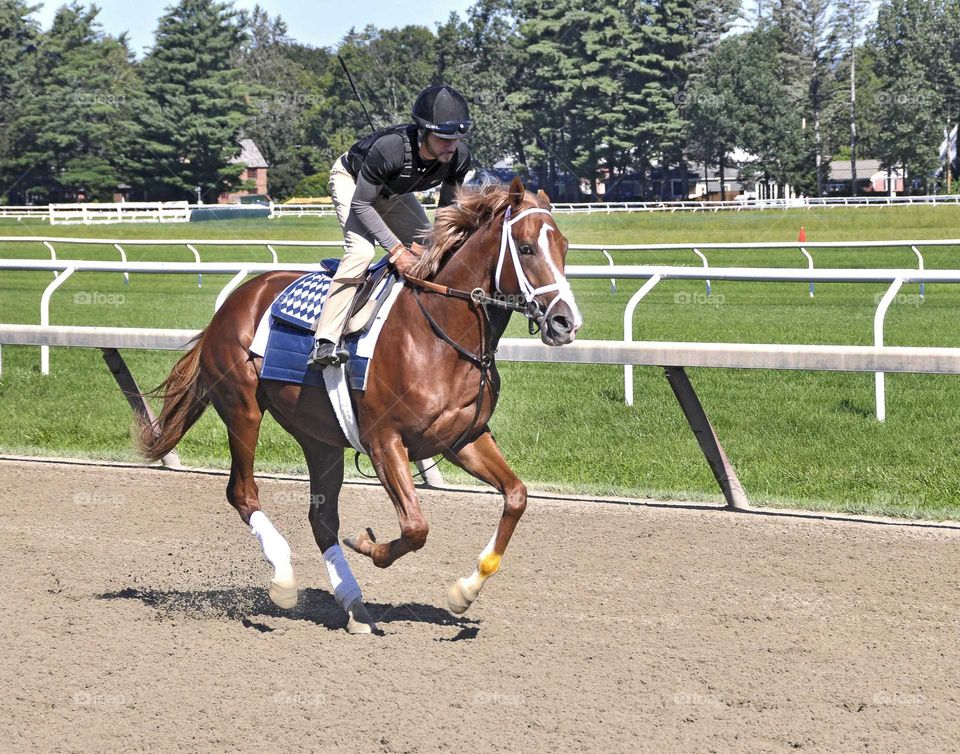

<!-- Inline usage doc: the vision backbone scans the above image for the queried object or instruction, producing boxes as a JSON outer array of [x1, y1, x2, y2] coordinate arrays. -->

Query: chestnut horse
[[138, 177, 582, 634]]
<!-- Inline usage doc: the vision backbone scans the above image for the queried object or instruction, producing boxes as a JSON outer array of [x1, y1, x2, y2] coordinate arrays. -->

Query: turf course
[[1, 206, 959, 518]]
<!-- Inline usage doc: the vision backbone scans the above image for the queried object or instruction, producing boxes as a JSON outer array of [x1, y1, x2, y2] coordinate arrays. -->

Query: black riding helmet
[[412, 85, 472, 139]]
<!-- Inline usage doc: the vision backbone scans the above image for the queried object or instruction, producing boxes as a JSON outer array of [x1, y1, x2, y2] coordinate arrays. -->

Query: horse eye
[[518, 243, 534, 255]]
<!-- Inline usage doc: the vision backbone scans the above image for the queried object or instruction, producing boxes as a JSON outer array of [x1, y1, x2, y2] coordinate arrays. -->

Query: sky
[[31, 0, 475, 57]]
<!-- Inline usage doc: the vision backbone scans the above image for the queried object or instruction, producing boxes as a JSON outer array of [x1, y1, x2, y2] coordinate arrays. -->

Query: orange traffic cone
[[798, 226, 807, 242]]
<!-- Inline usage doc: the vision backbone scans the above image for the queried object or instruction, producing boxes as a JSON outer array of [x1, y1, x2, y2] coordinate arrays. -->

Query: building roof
[[828, 160, 898, 180], [232, 138, 269, 169]]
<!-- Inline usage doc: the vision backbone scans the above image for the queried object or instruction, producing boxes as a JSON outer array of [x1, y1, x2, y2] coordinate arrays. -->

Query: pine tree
[[235, 6, 315, 199], [138, 0, 251, 201], [5, 3, 144, 202], [646, 0, 697, 195], [297, 23, 437, 184], [511, 0, 577, 193], [732, 25, 809, 192], [869, 0, 943, 191], [832, 0, 870, 193], [685, 35, 743, 198], [433, 0, 523, 168], [688, 0, 740, 77], [0, 0, 41, 203], [772, 0, 838, 195]]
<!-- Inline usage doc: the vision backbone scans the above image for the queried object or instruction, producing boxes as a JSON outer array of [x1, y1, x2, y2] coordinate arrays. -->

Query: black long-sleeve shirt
[[344, 125, 471, 250]]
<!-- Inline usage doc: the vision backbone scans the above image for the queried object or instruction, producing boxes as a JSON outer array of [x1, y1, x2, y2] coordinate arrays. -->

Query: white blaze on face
[[537, 223, 583, 328]]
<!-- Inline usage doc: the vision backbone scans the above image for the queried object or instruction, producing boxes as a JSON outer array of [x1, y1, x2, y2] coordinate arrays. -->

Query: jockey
[[308, 84, 473, 368]]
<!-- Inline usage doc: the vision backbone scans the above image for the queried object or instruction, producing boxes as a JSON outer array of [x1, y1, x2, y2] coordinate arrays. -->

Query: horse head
[[495, 176, 583, 346]]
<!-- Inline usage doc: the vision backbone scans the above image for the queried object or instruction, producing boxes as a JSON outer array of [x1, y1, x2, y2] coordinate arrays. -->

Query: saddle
[[320, 255, 396, 336]]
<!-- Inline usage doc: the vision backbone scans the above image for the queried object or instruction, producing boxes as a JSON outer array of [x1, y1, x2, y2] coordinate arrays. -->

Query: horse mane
[[411, 184, 530, 279]]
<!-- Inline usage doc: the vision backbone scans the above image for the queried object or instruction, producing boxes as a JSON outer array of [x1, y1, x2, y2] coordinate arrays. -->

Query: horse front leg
[[344, 433, 429, 569], [441, 431, 527, 614]]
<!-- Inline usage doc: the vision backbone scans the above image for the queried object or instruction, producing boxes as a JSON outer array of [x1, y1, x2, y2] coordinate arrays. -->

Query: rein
[[391, 204, 556, 476]]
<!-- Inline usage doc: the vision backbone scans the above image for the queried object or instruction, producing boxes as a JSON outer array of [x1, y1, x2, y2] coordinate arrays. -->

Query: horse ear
[[536, 189, 552, 209], [508, 176, 525, 208]]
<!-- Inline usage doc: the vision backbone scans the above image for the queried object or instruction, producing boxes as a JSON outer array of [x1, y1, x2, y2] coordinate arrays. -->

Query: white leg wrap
[[323, 544, 362, 609], [250, 511, 293, 582]]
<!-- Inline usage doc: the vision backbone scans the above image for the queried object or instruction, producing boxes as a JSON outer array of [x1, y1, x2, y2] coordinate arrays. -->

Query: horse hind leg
[[209, 375, 297, 609], [298, 436, 377, 635]]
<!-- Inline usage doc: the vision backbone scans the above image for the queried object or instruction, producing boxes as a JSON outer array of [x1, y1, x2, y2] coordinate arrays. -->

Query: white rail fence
[[549, 194, 960, 213], [48, 202, 192, 225], [0, 206, 50, 221], [4, 193, 959, 228], [271, 194, 960, 218], [2, 235, 958, 300], [3, 322, 960, 509], [2, 257, 958, 422]]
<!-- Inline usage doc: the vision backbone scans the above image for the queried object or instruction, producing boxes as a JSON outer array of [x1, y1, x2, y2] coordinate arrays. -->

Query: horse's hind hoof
[[269, 576, 298, 610], [343, 527, 376, 555], [345, 598, 377, 635]]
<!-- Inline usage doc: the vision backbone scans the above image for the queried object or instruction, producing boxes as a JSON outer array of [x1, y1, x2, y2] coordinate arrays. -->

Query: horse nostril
[[550, 315, 572, 334]]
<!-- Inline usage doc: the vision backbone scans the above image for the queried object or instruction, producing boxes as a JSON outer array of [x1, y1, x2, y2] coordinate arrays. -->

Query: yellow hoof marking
[[479, 552, 501, 577]]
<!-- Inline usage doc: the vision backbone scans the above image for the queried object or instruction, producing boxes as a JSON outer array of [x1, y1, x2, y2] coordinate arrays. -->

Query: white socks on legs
[[323, 543, 362, 608], [250, 510, 293, 580]]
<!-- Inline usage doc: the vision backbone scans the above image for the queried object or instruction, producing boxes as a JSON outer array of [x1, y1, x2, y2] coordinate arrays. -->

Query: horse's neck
[[430, 222, 499, 294], [427, 220, 512, 345]]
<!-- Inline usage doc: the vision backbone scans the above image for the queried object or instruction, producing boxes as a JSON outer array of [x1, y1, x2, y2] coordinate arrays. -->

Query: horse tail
[[137, 330, 210, 462]]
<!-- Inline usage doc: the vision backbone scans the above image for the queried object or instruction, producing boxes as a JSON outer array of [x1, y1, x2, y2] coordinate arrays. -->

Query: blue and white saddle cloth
[[249, 265, 404, 452]]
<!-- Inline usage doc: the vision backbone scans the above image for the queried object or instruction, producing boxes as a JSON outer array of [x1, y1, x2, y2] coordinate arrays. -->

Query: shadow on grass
[[836, 398, 874, 419], [98, 586, 480, 636]]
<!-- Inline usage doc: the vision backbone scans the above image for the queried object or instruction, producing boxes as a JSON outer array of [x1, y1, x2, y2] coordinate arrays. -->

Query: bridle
[[400, 202, 570, 461], [495, 205, 575, 324], [404, 203, 569, 332]]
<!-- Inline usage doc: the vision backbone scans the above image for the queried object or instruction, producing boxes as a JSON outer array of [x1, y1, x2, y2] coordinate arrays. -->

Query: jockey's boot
[[307, 338, 349, 369]]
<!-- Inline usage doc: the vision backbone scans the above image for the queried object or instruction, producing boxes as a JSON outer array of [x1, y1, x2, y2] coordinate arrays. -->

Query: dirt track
[[1, 459, 959, 753]]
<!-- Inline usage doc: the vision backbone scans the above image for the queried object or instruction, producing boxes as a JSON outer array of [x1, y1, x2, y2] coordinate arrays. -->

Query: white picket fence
[[48, 202, 192, 225], [0, 206, 50, 221]]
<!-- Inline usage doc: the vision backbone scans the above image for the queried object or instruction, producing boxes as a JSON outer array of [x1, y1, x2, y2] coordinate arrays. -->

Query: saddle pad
[[271, 270, 333, 330], [250, 280, 405, 451], [258, 320, 366, 389]]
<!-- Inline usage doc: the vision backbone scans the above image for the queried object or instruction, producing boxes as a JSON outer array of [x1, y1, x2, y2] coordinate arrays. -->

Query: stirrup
[[308, 339, 349, 368]]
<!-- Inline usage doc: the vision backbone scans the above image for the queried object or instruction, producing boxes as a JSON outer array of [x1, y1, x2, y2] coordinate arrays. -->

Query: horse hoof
[[446, 578, 474, 615], [269, 575, 298, 610], [345, 598, 377, 635], [343, 527, 376, 554]]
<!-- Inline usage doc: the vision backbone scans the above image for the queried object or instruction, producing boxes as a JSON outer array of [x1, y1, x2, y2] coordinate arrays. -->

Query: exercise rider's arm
[[437, 144, 472, 208], [350, 134, 405, 252]]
